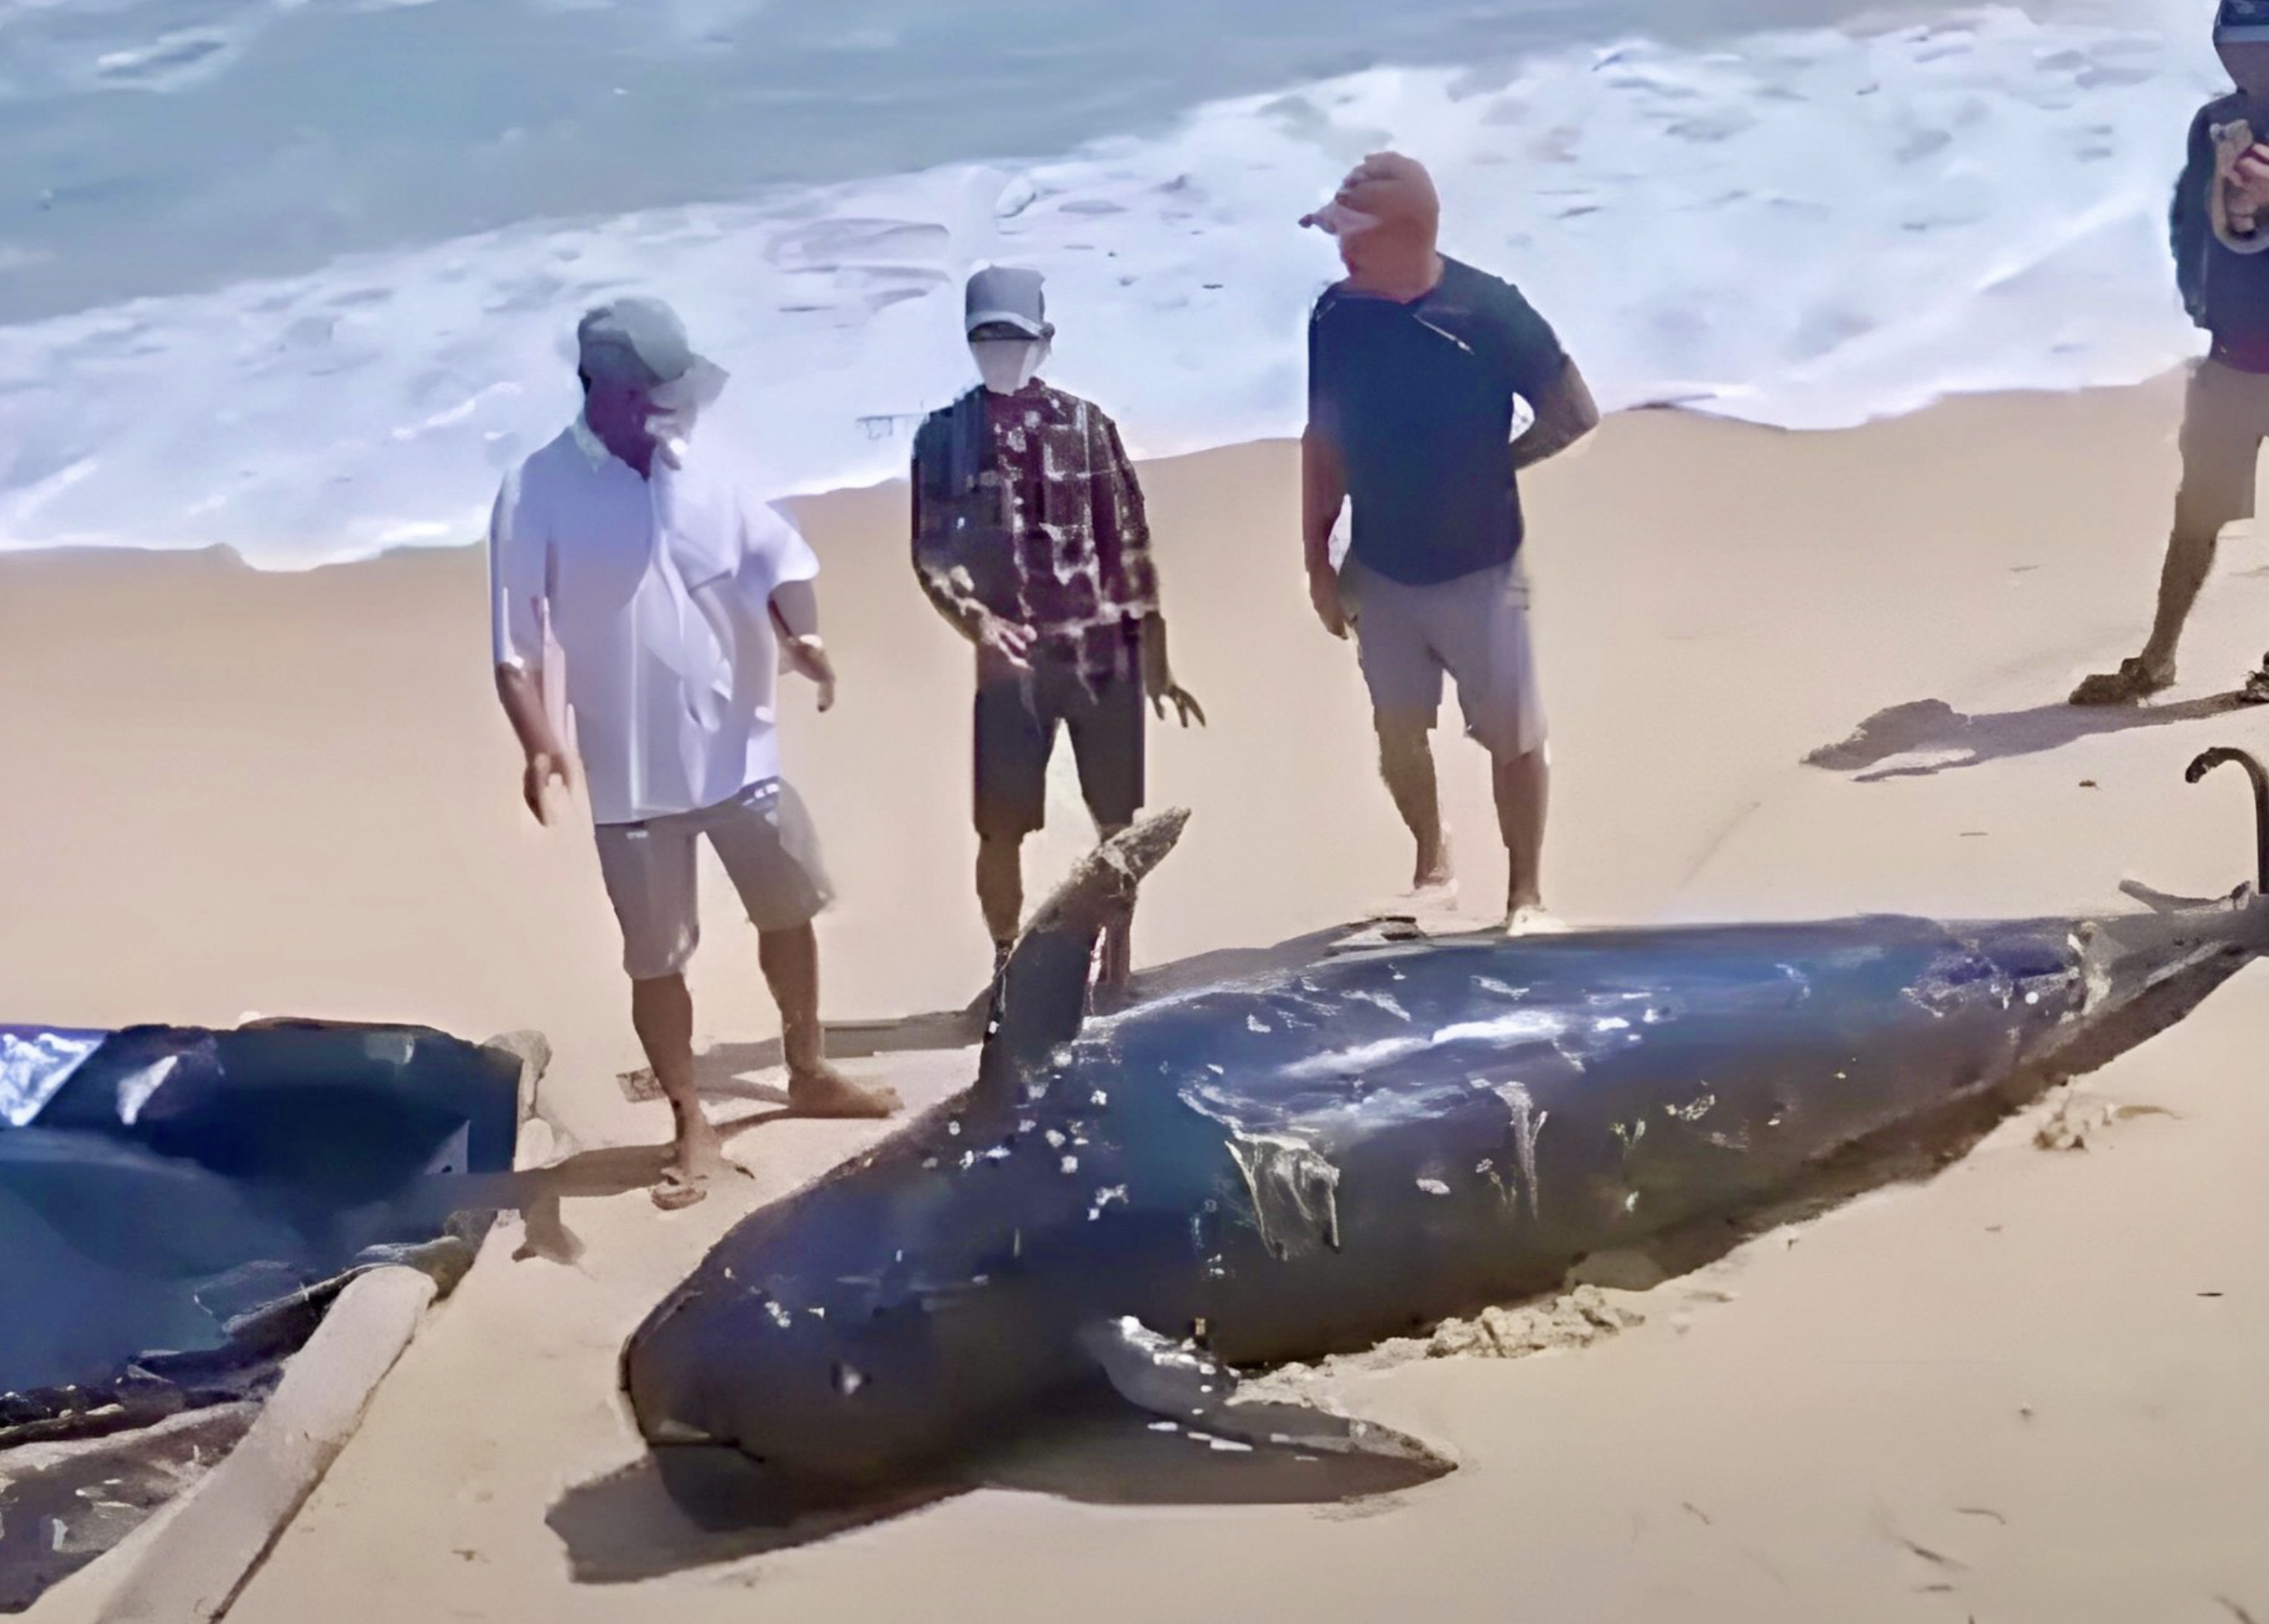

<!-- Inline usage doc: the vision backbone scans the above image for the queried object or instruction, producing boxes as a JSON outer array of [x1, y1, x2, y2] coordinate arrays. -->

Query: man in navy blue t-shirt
[[2073, 2, 2269, 706], [1299, 152, 1599, 933]]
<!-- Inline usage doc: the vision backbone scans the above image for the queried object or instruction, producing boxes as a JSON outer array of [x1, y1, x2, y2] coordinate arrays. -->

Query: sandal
[[2069, 656, 2173, 707], [651, 1168, 709, 1211]]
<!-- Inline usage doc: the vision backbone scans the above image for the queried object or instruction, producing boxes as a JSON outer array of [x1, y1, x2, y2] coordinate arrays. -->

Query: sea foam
[[0, 6, 2231, 567]]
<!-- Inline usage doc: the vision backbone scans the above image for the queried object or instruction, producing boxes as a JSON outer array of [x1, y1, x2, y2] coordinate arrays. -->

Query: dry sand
[[6, 370, 2267, 1622]]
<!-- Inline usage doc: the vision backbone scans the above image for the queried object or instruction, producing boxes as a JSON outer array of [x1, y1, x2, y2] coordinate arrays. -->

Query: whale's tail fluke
[[971, 809, 1190, 1109], [2186, 745, 2269, 895]]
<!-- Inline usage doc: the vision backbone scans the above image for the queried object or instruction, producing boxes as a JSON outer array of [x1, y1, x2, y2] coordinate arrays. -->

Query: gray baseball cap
[[576, 296, 728, 408], [964, 265, 1047, 337]]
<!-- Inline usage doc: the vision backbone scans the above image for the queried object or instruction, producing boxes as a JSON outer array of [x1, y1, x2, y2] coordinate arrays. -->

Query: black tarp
[[0, 1017, 523, 1434], [0, 1017, 525, 1610]]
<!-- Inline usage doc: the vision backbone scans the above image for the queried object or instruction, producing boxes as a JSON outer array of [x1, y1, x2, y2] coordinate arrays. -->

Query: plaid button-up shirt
[[912, 382, 1159, 684]]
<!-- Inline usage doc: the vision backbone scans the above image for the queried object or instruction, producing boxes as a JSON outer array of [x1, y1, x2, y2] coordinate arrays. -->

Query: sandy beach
[[7, 372, 2267, 1622]]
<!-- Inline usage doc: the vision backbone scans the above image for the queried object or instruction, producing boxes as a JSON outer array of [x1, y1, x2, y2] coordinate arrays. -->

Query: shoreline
[[0, 361, 2206, 580]]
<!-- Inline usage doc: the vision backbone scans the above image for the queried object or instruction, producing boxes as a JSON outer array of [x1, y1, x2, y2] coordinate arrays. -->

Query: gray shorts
[[1341, 555, 1546, 758], [593, 778, 833, 981]]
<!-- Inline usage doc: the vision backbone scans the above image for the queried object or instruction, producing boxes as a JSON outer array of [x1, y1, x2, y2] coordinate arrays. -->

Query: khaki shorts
[[593, 778, 832, 981], [2174, 355, 2269, 544], [1341, 555, 1546, 758]]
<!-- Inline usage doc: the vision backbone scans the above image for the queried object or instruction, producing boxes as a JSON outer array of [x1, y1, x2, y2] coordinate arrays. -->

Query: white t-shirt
[[489, 417, 819, 825]]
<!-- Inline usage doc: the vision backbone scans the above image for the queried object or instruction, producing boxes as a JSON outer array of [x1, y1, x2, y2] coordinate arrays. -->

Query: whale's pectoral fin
[[1076, 1317, 1449, 1469]]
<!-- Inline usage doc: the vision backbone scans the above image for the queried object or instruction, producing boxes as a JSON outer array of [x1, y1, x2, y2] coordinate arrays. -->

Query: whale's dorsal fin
[[972, 809, 1190, 1109]]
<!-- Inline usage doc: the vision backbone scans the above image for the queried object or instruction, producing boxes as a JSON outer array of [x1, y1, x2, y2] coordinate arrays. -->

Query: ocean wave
[[0, 4, 2231, 567]]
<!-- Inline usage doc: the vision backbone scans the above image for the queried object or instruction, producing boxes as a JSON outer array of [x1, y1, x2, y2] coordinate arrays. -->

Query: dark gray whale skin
[[622, 752, 2269, 1495]]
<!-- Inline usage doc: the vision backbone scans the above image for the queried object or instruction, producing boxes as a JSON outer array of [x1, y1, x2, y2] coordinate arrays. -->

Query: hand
[[2228, 143, 2269, 216], [1308, 563, 1348, 639], [976, 612, 1037, 666], [1149, 679, 1207, 727], [522, 750, 572, 825], [783, 634, 837, 713], [973, 611, 1037, 683]]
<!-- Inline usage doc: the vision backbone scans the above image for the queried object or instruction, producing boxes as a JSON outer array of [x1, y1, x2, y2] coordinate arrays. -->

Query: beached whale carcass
[[622, 748, 2269, 1496]]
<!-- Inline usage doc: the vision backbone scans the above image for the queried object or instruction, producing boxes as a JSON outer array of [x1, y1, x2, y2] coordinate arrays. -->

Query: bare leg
[[1095, 821, 1132, 993], [2139, 520, 2223, 678], [1493, 746, 1549, 919], [630, 974, 728, 1209], [2075, 367, 2258, 703], [1375, 713, 1453, 890], [976, 834, 1025, 964], [759, 922, 897, 1118], [2073, 514, 2227, 704]]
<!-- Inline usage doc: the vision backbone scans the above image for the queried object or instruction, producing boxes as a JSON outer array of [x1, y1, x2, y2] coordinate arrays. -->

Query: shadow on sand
[[546, 1390, 1449, 1583], [1803, 693, 2252, 782], [651, 921, 1423, 1090], [535, 921, 1434, 1263]]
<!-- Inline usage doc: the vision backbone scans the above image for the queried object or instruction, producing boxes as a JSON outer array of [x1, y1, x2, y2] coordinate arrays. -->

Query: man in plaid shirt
[[912, 266, 1203, 998]]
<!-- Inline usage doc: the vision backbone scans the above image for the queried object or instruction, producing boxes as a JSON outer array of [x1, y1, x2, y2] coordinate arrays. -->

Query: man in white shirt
[[491, 296, 897, 1211]]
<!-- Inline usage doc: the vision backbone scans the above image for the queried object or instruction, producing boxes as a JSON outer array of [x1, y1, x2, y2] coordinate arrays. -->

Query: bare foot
[[786, 1063, 901, 1119], [1413, 834, 1454, 894], [1505, 903, 1571, 937], [651, 1109, 733, 1211], [2069, 655, 2173, 707], [1404, 875, 1460, 912]]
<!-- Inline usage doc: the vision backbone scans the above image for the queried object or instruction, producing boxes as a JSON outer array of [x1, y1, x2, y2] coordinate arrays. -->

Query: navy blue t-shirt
[[1307, 256, 1568, 585], [2175, 94, 2269, 371]]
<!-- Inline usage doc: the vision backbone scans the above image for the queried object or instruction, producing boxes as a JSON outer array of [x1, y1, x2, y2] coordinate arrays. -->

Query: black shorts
[[974, 665, 1145, 840]]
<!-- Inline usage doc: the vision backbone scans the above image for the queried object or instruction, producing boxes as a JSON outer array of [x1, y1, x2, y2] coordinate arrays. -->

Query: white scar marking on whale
[[2072, 926, 2112, 1016], [1183, 1098, 1344, 1259], [1222, 1133, 1341, 1256], [1274, 1008, 1567, 1081], [1344, 988, 1413, 1021], [1493, 1081, 1546, 1221], [1437, 1009, 1570, 1046]]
